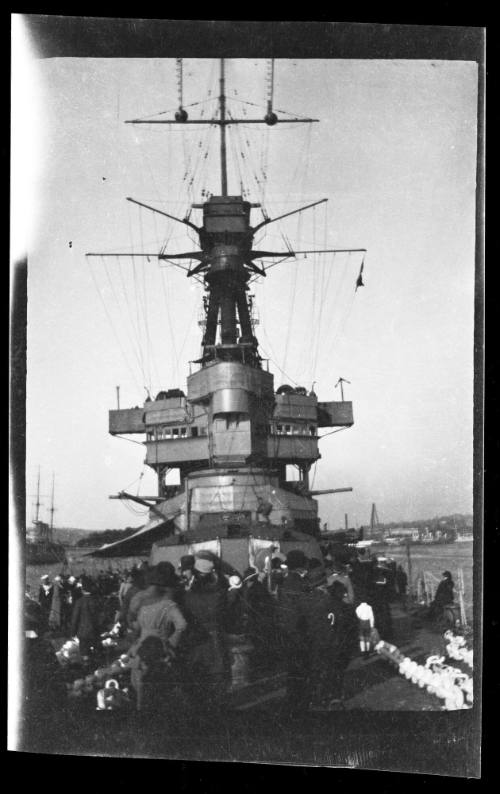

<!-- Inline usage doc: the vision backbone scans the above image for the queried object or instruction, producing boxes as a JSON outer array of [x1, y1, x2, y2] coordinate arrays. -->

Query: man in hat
[[128, 562, 178, 631], [369, 563, 392, 639], [70, 575, 101, 661], [178, 555, 196, 592], [241, 566, 276, 672], [308, 575, 358, 708], [181, 553, 228, 709], [327, 563, 355, 605], [277, 549, 314, 713]]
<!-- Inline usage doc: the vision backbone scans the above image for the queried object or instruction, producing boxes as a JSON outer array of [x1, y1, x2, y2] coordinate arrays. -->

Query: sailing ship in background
[[87, 58, 366, 569], [26, 469, 66, 565]]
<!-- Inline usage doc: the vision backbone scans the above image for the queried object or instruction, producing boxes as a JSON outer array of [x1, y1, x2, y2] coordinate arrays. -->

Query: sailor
[[38, 575, 53, 632]]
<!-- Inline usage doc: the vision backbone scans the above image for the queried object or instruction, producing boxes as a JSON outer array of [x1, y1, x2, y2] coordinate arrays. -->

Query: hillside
[[52, 527, 142, 546]]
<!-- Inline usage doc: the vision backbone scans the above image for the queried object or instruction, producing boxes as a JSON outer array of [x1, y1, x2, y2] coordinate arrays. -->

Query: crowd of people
[[24, 547, 412, 716]]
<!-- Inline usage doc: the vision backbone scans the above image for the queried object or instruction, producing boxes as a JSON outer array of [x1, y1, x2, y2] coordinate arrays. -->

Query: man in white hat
[[38, 575, 53, 632], [182, 553, 228, 708], [224, 576, 246, 635]]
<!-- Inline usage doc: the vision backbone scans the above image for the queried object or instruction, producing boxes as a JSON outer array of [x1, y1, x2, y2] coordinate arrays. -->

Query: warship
[[26, 470, 66, 565], [88, 59, 365, 573]]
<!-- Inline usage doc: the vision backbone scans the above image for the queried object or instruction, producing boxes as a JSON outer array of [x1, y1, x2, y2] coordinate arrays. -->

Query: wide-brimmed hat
[[80, 575, 96, 593], [179, 554, 195, 571], [286, 549, 308, 571], [194, 557, 215, 574], [329, 580, 348, 600], [147, 562, 178, 587], [195, 550, 218, 562], [40, 574, 50, 582]]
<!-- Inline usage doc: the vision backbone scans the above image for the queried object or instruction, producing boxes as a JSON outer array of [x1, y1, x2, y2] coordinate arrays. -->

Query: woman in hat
[[128, 563, 187, 712], [127, 562, 177, 629], [131, 563, 187, 652]]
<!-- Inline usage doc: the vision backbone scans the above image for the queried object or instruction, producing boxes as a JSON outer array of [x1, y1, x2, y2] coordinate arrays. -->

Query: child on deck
[[355, 600, 375, 657]]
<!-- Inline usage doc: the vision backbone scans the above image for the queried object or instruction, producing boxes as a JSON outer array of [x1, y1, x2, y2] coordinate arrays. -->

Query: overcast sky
[[13, 29, 478, 530]]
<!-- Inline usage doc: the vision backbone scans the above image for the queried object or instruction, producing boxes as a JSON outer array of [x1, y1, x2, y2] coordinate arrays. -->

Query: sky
[[13, 29, 478, 531]]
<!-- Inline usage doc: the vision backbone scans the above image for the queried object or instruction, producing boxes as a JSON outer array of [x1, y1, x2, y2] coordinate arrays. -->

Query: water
[[25, 549, 147, 594], [372, 541, 474, 621], [26, 541, 474, 621]]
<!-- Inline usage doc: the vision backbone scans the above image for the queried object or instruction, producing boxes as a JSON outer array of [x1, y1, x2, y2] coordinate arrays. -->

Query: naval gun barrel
[[308, 487, 353, 496]]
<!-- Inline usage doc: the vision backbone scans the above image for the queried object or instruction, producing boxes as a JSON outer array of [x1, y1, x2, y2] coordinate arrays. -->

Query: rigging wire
[[312, 202, 336, 380], [126, 204, 149, 382], [258, 342, 300, 387], [280, 256, 298, 377], [102, 255, 148, 386], [86, 257, 142, 392], [115, 255, 148, 373], [138, 206, 161, 392], [159, 265, 180, 385]]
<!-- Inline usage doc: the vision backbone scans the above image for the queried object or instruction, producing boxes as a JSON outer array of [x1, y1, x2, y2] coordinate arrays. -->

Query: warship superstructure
[[90, 59, 364, 568]]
